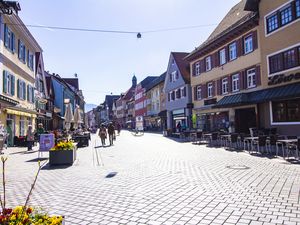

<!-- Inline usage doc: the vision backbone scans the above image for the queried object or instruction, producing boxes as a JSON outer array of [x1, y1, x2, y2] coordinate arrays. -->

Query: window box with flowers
[[49, 140, 77, 166]]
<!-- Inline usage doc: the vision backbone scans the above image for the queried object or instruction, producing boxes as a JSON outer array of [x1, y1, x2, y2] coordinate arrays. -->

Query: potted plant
[[49, 140, 75, 166], [0, 157, 64, 224]]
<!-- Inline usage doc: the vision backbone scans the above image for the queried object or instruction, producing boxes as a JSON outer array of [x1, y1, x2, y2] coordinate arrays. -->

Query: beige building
[[0, 7, 42, 145], [186, 0, 262, 133], [245, 0, 300, 135]]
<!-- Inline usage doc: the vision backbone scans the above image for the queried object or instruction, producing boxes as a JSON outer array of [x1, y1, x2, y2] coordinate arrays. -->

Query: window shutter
[[256, 65, 261, 86], [23, 46, 26, 63], [211, 54, 215, 68], [168, 92, 170, 101], [183, 87, 186, 97], [11, 33, 16, 53], [212, 81, 216, 97], [226, 46, 230, 62], [18, 39, 21, 59], [3, 71, 7, 93], [31, 86, 34, 103], [17, 79, 20, 98], [192, 63, 196, 76], [194, 86, 197, 100], [27, 50, 30, 66], [27, 84, 30, 101], [237, 38, 243, 57], [228, 75, 232, 92], [217, 79, 221, 96], [252, 30, 258, 50], [202, 84, 207, 99], [4, 24, 8, 47], [11, 75, 15, 96], [240, 71, 247, 90], [23, 82, 26, 100]]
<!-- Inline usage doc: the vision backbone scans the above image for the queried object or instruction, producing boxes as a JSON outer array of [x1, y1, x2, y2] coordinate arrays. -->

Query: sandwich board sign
[[135, 116, 144, 131], [39, 134, 55, 152]]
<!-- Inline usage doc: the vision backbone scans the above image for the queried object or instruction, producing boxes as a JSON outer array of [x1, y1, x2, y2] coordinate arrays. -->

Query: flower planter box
[[49, 149, 74, 166]]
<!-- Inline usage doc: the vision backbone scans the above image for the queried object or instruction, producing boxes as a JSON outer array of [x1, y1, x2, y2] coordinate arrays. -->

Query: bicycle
[[131, 128, 144, 136]]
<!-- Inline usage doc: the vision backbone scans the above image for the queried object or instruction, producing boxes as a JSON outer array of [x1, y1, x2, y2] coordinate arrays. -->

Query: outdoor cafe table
[[243, 136, 258, 150], [276, 139, 298, 158], [203, 133, 212, 142]]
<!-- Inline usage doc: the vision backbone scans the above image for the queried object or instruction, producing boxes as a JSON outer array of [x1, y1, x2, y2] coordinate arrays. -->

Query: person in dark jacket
[[107, 123, 115, 146]]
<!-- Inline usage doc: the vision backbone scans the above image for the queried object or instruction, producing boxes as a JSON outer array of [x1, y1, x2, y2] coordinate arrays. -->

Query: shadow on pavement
[[41, 162, 72, 170], [26, 157, 48, 162]]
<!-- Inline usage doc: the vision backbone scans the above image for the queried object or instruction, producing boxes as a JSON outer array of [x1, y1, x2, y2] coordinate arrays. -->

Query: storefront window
[[19, 116, 26, 136], [272, 98, 300, 122]]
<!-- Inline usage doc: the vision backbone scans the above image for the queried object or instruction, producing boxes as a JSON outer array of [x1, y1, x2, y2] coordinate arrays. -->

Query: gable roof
[[145, 72, 167, 91], [140, 76, 158, 88], [172, 52, 190, 84], [104, 95, 120, 108], [186, 0, 257, 60], [63, 78, 79, 90]]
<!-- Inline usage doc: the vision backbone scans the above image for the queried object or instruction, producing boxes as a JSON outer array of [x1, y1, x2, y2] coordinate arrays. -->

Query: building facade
[[245, 0, 300, 135], [164, 52, 192, 131], [186, 0, 261, 133], [134, 76, 157, 129], [0, 8, 40, 145], [144, 72, 166, 131]]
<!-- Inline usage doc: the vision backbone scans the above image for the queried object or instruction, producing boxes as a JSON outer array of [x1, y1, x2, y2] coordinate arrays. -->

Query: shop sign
[[268, 72, 300, 85], [204, 98, 217, 106]]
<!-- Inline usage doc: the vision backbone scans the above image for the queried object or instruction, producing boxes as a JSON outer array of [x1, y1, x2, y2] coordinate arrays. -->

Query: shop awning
[[158, 110, 167, 117], [214, 82, 300, 108], [214, 93, 250, 108], [249, 82, 300, 103], [5, 107, 37, 118]]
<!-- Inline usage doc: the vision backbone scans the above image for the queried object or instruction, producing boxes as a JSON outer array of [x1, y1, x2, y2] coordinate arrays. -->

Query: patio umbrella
[[64, 103, 73, 131], [73, 106, 82, 129]]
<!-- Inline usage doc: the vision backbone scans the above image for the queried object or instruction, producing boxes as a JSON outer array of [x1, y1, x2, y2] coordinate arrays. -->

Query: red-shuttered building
[[134, 76, 157, 129], [186, 0, 262, 133]]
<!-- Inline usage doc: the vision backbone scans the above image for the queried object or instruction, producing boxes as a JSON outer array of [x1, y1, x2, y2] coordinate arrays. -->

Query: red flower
[[3, 208, 12, 215], [26, 207, 33, 214]]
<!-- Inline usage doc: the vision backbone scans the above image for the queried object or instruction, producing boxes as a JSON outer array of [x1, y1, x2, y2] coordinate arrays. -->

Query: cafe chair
[[208, 132, 219, 147], [228, 133, 238, 150], [267, 135, 278, 155], [251, 135, 267, 154], [286, 138, 300, 160]]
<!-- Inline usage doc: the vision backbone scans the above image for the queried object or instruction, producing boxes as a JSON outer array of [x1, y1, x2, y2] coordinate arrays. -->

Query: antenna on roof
[[74, 73, 78, 78]]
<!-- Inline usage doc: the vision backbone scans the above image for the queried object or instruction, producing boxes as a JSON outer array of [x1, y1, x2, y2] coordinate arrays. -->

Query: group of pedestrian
[[98, 122, 119, 146], [26, 123, 45, 151]]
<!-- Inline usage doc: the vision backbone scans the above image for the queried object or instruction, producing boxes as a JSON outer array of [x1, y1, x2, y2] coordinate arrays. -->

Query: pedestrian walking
[[107, 123, 115, 146], [116, 122, 121, 135], [98, 124, 107, 146], [27, 125, 34, 151]]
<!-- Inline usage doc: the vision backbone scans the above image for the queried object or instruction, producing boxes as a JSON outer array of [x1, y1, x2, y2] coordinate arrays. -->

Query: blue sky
[[18, 0, 240, 105]]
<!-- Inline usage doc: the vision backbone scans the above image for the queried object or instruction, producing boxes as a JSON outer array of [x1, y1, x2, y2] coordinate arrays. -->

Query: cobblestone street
[[2, 131, 300, 225]]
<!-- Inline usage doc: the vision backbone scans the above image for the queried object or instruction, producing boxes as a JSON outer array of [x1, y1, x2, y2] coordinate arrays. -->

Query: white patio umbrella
[[73, 106, 82, 129], [64, 103, 74, 131]]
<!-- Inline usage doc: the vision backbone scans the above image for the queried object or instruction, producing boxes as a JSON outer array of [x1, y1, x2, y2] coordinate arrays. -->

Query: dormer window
[[171, 71, 178, 82]]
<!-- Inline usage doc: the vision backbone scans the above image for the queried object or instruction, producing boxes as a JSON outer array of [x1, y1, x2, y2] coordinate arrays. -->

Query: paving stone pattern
[[2, 131, 300, 225]]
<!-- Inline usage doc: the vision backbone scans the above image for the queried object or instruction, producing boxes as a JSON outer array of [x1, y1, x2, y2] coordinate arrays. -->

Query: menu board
[[39, 134, 55, 152]]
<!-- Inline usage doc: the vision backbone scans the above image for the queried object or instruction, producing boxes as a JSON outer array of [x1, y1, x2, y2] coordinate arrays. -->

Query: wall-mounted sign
[[39, 134, 55, 152], [204, 98, 217, 106], [268, 72, 300, 85]]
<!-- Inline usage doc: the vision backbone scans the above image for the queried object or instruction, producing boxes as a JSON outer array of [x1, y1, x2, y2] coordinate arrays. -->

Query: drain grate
[[226, 165, 250, 170], [105, 172, 118, 178]]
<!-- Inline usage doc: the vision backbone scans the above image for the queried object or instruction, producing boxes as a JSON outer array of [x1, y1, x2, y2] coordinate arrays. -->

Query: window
[[219, 49, 226, 65], [229, 42, 237, 61], [244, 35, 253, 54], [181, 87, 186, 98], [18, 79, 26, 100], [269, 45, 300, 75], [206, 56, 211, 71], [27, 85, 34, 103], [267, 14, 279, 33], [283, 49, 297, 69], [266, 1, 300, 34], [27, 51, 34, 71], [19, 116, 26, 136], [269, 54, 283, 74], [196, 86, 201, 100], [247, 68, 256, 88], [3, 71, 15, 96], [221, 78, 228, 94], [272, 99, 300, 122], [195, 62, 200, 75], [232, 74, 240, 92], [280, 5, 292, 26], [296, 0, 300, 18], [171, 71, 178, 82], [4, 25, 15, 53], [207, 82, 213, 98], [18, 40, 26, 63]]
